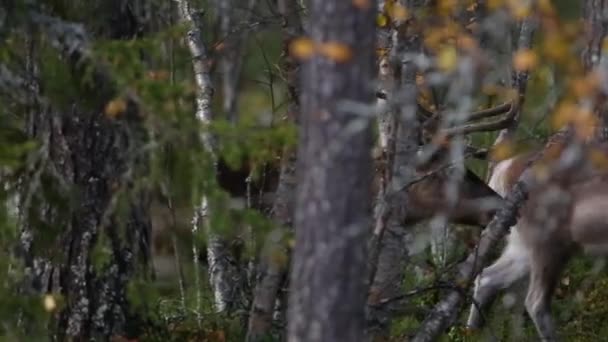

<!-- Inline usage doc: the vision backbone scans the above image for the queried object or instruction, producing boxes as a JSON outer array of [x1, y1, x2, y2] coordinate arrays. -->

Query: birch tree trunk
[[176, 0, 246, 315], [367, 1, 422, 339], [287, 0, 376, 340]]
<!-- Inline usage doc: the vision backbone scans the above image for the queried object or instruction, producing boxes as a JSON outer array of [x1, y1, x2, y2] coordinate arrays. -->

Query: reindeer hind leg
[[524, 247, 569, 342]]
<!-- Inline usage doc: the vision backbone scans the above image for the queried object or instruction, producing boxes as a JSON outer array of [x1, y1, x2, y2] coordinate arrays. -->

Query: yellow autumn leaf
[[376, 48, 389, 57], [570, 73, 601, 99], [377, 13, 389, 27], [437, 46, 458, 72], [43, 294, 57, 312], [573, 108, 597, 140], [543, 34, 569, 63], [481, 84, 506, 96], [602, 37, 608, 55], [589, 148, 608, 170], [319, 42, 353, 63], [551, 102, 577, 130], [507, 0, 531, 19], [438, 0, 457, 15], [383, 0, 395, 14], [551, 102, 598, 140], [490, 140, 515, 161], [388, 3, 409, 20], [289, 37, 316, 60], [487, 0, 504, 10], [513, 49, 538, 72], [538, 0, 555, 15], [105, 98, 127, 118]]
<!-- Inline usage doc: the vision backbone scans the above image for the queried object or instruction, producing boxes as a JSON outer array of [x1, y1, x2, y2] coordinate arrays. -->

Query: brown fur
[[468, 140, 608, 341]]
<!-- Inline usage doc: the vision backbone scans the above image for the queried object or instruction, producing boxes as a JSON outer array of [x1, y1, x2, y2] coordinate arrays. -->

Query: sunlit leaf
[[388, 3, 409, 20], [490, 140, 516, 161], [376, 13, 389, 27], [570, 73, 601, 99], [507, 0, 532, 19], [438, 0, 457, 15], [319, 42, 353, 63], [487, 0, 504, 10], [589, 148, 608, 170], [543, 34, 570, 63], [513, 48, 538, 72], [289, 37, 316, 60], [105, 98, 127, 118], [42, 295, 56, 312], [437, 46, 458, 72]]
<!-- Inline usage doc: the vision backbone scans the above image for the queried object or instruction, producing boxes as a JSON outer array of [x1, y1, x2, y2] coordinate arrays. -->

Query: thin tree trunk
[[176, 0, 246, 316], [367, 1, 422, 339], [287, 0, 376, 340], [246, 1, 303, 339], [216, 0, 257, 123]]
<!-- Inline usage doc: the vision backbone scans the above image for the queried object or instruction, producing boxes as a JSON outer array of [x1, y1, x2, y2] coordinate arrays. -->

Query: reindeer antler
[[441, 101, 517, 137]]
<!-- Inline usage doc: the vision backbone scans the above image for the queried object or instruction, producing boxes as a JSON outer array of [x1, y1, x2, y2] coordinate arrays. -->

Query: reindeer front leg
[[467, 229, 530, 329], [525, 246, 569, 342]]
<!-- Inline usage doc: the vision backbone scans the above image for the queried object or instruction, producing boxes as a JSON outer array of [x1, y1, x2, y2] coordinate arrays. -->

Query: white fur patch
[[488, 158, 515, 197]]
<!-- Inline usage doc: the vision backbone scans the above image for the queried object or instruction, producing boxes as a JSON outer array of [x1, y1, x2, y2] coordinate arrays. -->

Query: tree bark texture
[[19, 6, 152, 340], [287, 0, 376, 341]]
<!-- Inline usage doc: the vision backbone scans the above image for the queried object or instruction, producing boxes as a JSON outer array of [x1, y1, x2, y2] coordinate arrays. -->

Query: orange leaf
[[388, 3, 409, 20], [105, 98, 127, 118], [571, 72, 601, 99], [507, 0, 531, 19], [551, 102, 577, 130], [513, 49, 538, 72], [289, 37, 316, 60], [319, 42, 353, 63], [352, 0, 372, 10]]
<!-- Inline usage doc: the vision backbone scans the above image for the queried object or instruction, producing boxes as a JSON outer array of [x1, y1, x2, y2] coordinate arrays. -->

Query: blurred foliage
[[0, 0, 607, 340], [0, 0, 290, 339]]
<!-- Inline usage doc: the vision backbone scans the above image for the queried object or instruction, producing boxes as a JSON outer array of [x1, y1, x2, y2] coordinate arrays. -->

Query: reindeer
[[464, 132, 608, 341], [385, 84, 608, 340]]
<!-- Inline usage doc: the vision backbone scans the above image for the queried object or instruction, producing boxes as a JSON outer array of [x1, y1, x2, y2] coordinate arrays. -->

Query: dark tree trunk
[[18, 5, 152, 340], [287, 0, 376, 341]]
